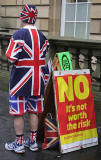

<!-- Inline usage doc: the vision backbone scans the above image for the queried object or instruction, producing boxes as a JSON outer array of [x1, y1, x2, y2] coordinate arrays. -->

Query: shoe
[[5, 141, 25, 153], [24, 138, 38, 151]]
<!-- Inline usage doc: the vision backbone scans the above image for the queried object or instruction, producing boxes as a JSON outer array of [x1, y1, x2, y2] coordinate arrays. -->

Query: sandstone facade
[[0, 0, 101, 40]]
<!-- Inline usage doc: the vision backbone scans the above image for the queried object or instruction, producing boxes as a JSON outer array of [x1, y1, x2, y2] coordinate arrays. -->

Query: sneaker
[[5, 141, 25, 153], [24, 138, 38, 151]]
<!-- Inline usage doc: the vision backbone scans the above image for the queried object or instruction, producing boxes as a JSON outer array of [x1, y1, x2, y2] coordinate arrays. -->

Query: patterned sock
[[30, 131, 37, 143], [16, 135, 24, 145]]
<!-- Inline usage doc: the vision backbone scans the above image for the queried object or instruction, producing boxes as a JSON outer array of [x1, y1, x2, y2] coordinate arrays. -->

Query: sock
[[16, 135, 24, 145], [30, 131, 37, 143]]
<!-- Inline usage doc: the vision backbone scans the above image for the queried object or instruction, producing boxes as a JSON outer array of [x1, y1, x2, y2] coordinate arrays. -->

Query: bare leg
[[14, 115, 24, 135], [5, 115, 25, 153], [29, 113, 38, 131]]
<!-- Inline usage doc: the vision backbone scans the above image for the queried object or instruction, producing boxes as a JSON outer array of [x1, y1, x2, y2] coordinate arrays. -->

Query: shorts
[[9, 95, 44, 115]]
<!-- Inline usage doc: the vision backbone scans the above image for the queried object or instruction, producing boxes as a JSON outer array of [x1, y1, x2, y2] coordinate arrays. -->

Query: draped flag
[[42, 116, 59, 149]]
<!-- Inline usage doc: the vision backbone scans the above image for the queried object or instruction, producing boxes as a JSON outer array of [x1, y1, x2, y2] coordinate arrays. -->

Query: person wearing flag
[[5, 4, 52, 153]]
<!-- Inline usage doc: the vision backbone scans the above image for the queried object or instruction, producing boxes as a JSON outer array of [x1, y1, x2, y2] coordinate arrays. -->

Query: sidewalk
[[0, 90, 101, 160]]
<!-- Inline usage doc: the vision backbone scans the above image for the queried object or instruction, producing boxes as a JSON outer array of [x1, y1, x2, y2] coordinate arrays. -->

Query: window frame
[[60, 0, 91, 39]]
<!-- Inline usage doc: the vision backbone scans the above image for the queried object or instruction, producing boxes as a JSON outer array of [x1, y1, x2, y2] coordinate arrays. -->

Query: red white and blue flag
[[6, 25, 51, 97], [9, 95, 44, 115], [42, 117, 59, 149], [20, 4, 38, 24]]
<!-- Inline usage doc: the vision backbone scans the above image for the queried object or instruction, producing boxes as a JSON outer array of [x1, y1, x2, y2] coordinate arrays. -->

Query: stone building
[[0, 0, 101, 40]]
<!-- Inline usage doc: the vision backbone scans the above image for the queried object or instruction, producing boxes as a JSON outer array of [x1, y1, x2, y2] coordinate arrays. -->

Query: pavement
[[0, 90, 101, 160]]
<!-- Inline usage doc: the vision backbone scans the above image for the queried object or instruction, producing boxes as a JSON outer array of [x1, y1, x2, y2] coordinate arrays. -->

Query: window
[[60, 0, 91, 39]]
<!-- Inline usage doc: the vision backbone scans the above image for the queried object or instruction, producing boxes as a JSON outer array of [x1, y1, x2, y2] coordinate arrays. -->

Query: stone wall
[[1, 0, 101, 41], [89, 0, 101, 40], [48, 0, 61, 36], [1, 32, 101, 138], [47, 35, 101, 137], [0, 0, 50, 36]]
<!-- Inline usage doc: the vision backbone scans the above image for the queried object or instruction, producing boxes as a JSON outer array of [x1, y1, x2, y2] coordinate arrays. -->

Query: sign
[[57, 51, 72, 71], [53, 69, 98, 154]]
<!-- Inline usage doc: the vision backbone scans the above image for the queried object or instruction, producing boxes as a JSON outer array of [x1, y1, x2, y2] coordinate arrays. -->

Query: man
[[5, 4, 51, 153]]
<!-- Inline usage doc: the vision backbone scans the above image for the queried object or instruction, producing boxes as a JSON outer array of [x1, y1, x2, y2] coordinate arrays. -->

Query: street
[[0, 90, 101, 160]]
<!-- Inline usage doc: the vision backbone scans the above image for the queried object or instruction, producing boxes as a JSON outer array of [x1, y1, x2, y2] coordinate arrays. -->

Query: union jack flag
[[20, 4, 38, 24], [42, 116, 59, 149], [9, 96, 27, 115], [6, 25, 51, 97], [9, 95, 44, 115]]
